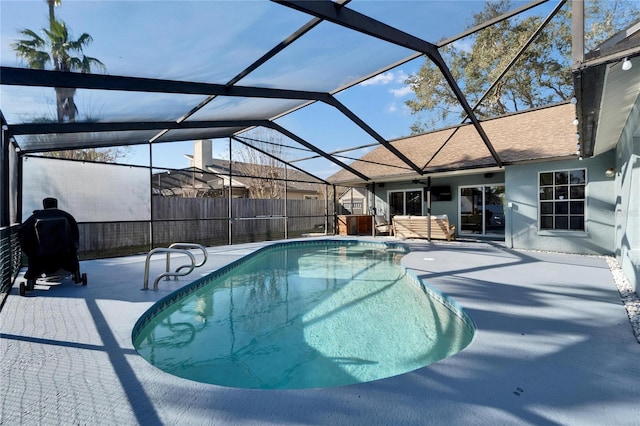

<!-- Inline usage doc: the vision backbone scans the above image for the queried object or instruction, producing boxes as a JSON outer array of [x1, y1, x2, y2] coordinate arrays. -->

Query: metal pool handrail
[[167, 243, 208, 274], [142, 248, 196, 290]]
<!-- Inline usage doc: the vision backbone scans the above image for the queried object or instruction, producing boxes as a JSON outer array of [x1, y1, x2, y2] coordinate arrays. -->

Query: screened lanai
[[1, 1, 636, 299]]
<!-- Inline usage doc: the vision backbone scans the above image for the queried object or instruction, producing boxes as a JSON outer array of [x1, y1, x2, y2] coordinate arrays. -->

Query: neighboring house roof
[[152, 167, 222, 196], [205, 158, 325, 195], [328, 102, 577, 185]]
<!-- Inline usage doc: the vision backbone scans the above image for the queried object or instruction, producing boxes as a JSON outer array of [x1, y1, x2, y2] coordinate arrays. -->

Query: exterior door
[[459, 185, 505, 236]]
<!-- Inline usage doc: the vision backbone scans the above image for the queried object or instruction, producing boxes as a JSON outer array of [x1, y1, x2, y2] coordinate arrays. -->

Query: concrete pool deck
[[1, 238, 639, 425]]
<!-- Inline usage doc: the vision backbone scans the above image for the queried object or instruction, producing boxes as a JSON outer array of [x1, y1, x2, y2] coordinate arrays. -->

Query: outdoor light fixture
[[573, 118, 579, 126], [622, 57, 632, 71], [605, 167, 617, 178]]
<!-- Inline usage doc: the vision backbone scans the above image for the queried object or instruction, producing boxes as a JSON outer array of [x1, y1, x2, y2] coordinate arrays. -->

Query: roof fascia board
[[275, 0, 503, 168], [0, 67, 326, 101], [580, 45, 640, 69], [597, 20, 640, 51]]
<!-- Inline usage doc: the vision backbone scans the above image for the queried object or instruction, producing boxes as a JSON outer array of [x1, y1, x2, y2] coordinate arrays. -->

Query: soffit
[[593, 56, 640, 156]]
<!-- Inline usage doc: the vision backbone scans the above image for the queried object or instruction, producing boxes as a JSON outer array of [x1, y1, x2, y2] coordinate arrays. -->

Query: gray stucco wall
[[505, 153, 617, 255], [614, 97, 640, 293]]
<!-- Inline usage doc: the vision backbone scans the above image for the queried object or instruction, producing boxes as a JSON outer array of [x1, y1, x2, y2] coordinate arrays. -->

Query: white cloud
[[388, 102, 398, 113], [389, 86, 412, 98], [360, 72, 396, 86]]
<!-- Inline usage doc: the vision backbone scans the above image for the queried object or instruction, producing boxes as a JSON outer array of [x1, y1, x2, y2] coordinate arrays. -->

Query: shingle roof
[[207, 158, 325, 194], [328, 102, 577, 184]]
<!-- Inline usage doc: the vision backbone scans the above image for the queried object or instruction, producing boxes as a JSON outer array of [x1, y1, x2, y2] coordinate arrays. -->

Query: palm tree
[[47, 0, 61, 24], [12, 18, 105, 123]]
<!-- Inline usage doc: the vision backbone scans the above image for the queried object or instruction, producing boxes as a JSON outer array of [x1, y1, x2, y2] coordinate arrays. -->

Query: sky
[[0, 1, 555, 179]]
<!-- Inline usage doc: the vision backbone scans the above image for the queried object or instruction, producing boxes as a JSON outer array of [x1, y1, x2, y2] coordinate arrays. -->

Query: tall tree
[[405, 0, 640, 133], [46, 0, 61, 25], [12, 9, 123, 162], [233, 130, 288, 199], [12, 17, 105, 123]]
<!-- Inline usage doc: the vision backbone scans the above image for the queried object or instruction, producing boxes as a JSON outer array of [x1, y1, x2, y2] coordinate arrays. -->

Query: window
[[342, 200, 363, 214], [539, 169, 586, 231], [389, 190, 422, 216]]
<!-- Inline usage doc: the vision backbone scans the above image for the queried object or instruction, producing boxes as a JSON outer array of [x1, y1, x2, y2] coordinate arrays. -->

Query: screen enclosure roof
[[1, 0, 575, 182]]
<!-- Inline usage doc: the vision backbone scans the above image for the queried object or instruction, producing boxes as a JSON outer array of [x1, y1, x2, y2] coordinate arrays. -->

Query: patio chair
[[374, 215, 392, 235]]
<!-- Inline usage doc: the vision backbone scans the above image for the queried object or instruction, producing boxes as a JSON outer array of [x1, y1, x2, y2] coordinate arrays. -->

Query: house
[[338, 187, 369, 214], [155, 139, 326, 199], [328, 30, 639, 293], [328, 101, 583, 242]]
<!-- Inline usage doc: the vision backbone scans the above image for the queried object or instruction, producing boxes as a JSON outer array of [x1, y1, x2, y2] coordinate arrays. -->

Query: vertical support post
[[1, 123, 9, 228], [284, 165, 288, 240], [16, 149, 23, 223], [228, 137, 233, 245], [148, 142, 154, 250], [426, 177, 431, 242], [332, 184, 337, 235], [370, 183, 376, 236], [350, 188, 354, 214], [571, 0, 584, 69], [324, 183, 329, 234]]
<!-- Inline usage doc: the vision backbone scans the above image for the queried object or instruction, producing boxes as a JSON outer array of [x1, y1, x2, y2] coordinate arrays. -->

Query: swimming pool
[[132, 240, 475, 389]]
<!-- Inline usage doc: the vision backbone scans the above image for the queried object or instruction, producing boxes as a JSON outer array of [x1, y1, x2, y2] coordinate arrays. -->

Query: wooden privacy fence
[[78, 197, 335, 258]]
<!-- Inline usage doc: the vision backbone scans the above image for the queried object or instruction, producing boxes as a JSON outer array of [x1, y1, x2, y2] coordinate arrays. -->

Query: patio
[[2, 238, 639, 425]]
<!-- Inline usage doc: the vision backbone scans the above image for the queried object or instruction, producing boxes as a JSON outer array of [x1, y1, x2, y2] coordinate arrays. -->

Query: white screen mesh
[[22, 157, 151, 222]]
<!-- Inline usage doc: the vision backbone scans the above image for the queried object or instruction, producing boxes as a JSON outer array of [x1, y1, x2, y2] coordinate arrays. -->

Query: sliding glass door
[[459, 185, 505, 236]]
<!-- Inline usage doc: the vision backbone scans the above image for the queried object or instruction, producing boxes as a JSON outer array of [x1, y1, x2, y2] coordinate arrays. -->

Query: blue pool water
[[132, 240, 475, 389]]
